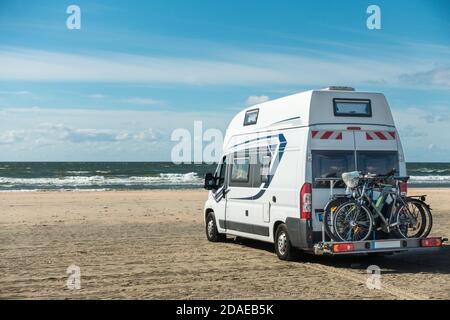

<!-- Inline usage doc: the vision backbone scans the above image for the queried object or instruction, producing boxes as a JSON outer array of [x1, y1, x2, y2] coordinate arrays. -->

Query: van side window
[[257, 147, 272, 184], [260, 155, 271, 183], [230, 157, 250, 183], [244, 109, 259, 126], [312, 150, 355, 188], [248, 147, 271, 188]]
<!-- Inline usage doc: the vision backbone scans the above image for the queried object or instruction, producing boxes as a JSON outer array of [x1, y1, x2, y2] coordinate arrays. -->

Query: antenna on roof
[[322, 86, 355, 91]]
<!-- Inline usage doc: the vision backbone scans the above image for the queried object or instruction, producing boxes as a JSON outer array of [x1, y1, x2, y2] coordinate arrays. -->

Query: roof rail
[[321, 86, 355, 91]]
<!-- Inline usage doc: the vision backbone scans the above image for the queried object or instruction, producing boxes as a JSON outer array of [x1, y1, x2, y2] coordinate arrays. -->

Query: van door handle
[[245, 210, 249, 216], [272, 196, 277, 203]]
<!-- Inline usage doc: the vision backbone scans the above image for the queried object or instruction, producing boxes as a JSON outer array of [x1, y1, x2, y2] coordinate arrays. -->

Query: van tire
[[275, 224, 294, 261], [205, 213, 225, 242]]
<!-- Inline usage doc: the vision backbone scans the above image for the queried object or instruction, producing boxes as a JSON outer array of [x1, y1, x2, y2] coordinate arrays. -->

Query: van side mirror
[[204, 173, 217, 190]]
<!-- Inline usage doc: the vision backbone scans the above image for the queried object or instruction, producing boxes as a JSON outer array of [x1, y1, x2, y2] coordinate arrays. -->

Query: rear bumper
[[286, 217, 313, 249], [313, 237, 446, 255]]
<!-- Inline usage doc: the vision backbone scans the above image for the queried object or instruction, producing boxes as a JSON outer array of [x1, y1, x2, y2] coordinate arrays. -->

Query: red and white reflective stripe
[[311, 130, 342, 140], [366, 131, 396, 140]]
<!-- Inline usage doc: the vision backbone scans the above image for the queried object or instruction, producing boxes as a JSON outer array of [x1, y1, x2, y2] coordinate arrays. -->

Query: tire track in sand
[[302, 262, 428, 300]]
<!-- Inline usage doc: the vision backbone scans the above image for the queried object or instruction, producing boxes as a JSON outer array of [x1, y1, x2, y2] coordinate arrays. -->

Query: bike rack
[[312, 177, 444, 256], [314, 177, 345, 243]]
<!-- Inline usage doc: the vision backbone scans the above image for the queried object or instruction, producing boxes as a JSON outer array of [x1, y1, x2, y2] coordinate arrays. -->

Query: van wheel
[[275, 224, 294, 261], [206, 213, 225, 242]]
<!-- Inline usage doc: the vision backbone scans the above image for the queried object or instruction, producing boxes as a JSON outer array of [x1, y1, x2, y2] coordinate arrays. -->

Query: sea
[[0, 162, 449, 192]]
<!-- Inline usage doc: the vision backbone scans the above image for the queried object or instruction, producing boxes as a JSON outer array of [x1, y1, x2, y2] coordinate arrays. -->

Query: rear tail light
[[332, 243, 355, 253], [300, 183, 312, 220], [399, 182, 408, 196], [421, 238, 442, 247]]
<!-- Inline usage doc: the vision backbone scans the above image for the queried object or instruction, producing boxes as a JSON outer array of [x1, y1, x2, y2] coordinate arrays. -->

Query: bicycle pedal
[[389, 222, 399, 227]]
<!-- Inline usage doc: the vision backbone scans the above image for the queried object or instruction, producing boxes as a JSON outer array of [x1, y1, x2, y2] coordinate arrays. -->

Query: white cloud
[[246, 95, 269, 106], [88, 93, 107, 99], [87, 94, 163, 106], [26, 123, 168, 144], [133, 128, 164, 142], [0, 46, 447, 89], [0, 107, 230, 161], [392, 107, 450, 162], [0, 47, 281, 85], [123, 97, 160, 106], [400, 67, 450, 89], [0, 90, 31, 95], [38, 123, 128, 143], [0, 123, 162, 145], [0, 130, 23, 144]]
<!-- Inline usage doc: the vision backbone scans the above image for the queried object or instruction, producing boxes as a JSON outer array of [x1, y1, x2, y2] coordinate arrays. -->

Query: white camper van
[[203, 87, 444, 260]]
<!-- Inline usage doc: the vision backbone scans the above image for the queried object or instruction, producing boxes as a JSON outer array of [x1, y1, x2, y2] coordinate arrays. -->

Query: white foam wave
[[410, 175, 450, 184], [0, 172, 202, 187], [412, 168, 450, 174], [0, 188, 110, 193]]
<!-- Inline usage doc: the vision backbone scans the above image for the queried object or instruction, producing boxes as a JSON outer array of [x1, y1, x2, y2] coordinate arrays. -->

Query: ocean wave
[[0, 188, 111, 193], [410, 168, 450, 174], [0, 172, 203, 188], [410, 175, 450, 184], [66, 170, 91, 174]]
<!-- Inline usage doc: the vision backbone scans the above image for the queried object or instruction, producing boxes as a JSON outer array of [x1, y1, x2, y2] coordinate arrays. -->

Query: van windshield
[[357, 151, 399, 176], [312, 151, 355, 188]]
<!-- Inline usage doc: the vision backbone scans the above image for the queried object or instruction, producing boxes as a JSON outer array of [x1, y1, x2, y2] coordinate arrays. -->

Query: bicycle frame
[[354, 178, 412, 234]]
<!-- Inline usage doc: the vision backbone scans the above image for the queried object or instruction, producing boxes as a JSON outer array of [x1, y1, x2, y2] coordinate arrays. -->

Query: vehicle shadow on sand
[[229, 237, 450, 275]]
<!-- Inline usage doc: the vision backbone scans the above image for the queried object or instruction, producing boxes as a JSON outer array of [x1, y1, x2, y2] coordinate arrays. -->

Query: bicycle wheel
[[393, 198, 428, 239], [323, 197, 350, 241], [333, 201, 373, 242], [416, 199, 433, 238], [394, 198, 432, 239]]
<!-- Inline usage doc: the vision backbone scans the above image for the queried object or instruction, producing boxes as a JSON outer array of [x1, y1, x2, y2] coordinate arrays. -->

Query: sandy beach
[[0, 188, 449, 300]]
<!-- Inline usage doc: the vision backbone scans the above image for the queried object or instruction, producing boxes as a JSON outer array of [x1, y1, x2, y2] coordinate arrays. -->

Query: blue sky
[[0, 0, 449, 161]]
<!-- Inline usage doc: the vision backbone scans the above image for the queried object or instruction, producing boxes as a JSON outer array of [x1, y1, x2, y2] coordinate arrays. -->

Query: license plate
[[374, 240, 401, 249]]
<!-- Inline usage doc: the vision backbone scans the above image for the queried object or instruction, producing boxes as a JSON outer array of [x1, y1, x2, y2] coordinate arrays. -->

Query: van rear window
[[333, 99, 372, 117], [312, 150, 400, 188], [357, 151, 399, 176], [312, 151, 355, 188]]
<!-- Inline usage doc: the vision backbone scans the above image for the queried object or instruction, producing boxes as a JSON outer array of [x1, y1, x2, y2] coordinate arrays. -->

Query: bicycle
[[332, 171, 431, 242]]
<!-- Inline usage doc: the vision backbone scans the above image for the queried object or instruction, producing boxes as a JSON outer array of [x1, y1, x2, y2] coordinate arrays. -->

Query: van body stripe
[[312, 130, 343, 140], [312, 130, 395, 141], [365, 131, 396, 140], [374, 131, 387, 140], [320, 131, 333, 139]]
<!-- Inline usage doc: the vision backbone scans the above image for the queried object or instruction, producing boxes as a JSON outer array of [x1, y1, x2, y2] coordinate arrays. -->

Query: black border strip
[[219, 219, 269, 237]]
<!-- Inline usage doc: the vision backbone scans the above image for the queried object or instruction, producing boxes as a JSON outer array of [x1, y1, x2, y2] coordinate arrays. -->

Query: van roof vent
[[321, 86, 355, 91]]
